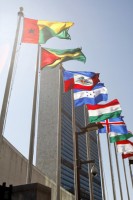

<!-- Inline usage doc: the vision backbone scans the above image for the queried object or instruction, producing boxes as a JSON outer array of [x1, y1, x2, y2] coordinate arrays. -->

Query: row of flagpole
[[100, 134, 133, 200], [0, 7, 107, 200], [0, 7, 133, 200], [102, 135, 133, 200], [97, 134, 133, 200]]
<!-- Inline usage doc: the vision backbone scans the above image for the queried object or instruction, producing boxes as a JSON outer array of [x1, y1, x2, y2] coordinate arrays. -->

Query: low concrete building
[[0, 137, 74, 200]]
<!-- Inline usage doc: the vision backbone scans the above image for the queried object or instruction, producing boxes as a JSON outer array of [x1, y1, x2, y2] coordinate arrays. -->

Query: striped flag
[[116, 140, 133, 153], [122, 152, 133, 159], [87, 99, 122, 123], [73, 83, 108, 107], [109, 131, 133, 143]]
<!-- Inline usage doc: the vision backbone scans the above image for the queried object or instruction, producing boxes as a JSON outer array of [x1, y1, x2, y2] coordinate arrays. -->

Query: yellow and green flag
[[22, 18, 73, 44], [41, 47, 86, 69]]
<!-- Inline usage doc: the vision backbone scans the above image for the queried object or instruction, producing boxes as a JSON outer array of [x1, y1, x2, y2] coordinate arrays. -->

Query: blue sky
[[0, 0, 133, 199]]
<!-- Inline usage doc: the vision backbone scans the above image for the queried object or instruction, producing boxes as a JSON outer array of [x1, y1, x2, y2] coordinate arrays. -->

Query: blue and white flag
[[98, 116, 128, 134], [74, 83, 108, 107]]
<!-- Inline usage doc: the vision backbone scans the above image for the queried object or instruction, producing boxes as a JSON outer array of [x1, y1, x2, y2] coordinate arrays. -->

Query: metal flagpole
[[106, 133, 116, 200], [75, 127, 81, 200], [84, 105, 94, 200], [71, 89, 80, 200], [56, 64, 62, 200], [26, 45, 40, 183], [129, 163, 133, 187], [0, 7, 23, 147], [97, 133, 106, 200], [114, 144, 123, 200], [122, 159, 130, 200]]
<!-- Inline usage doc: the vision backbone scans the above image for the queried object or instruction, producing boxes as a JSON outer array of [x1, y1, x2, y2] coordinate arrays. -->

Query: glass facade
[[61, 89, 102, 199]]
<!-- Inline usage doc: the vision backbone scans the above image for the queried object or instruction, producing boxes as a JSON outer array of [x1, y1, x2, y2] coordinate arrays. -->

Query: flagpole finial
[[18, 7, 24, 17]]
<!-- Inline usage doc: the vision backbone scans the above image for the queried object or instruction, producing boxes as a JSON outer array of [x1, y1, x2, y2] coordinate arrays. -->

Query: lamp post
[[75, 123, 103, 200]]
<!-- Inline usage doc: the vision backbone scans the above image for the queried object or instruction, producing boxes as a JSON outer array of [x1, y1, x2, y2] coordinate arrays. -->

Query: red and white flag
[[122, 152, 133, 159], [87, 99, 122, 123], [116, 140, 133, 153]]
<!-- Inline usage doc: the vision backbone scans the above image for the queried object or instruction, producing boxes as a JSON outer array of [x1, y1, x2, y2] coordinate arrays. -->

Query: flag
[[41, 48, 86, 69], [116, 140, 133, 153], [74, 83, 108, 107], [22, 18, 74, 44], [87, 99, 122, 123], [110, 131, 133, 143], [98, 116, 128, 134], [122, 153, 133, 159], [63, 70, 99, 92]]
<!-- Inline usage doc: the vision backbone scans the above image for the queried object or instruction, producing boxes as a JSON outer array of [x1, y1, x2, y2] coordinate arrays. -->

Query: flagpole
[[84, 105, 94, 200], [56, 64, 62, 200], [106, 134, 116, 200], [0, 7, 23, 147], [26, 44, 40, 183], [71, 89, 80, 200], [97, 133, 106, 200], [129, 164, 133, 187], [114, 144, 123, 200], [122, 159, 130, 200]]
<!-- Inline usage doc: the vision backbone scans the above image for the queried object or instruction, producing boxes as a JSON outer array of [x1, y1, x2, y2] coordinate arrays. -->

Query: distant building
[[36, 66, 102, 199]]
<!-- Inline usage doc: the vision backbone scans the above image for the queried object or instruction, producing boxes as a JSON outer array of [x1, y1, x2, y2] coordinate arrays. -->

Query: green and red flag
[[22, 18, 74, 44], [87, 99, 122, 123], [41, 48, 86, 69]]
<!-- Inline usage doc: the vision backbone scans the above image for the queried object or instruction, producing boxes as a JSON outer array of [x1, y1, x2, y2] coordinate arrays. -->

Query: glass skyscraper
[[36, 66, 102, 199]]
